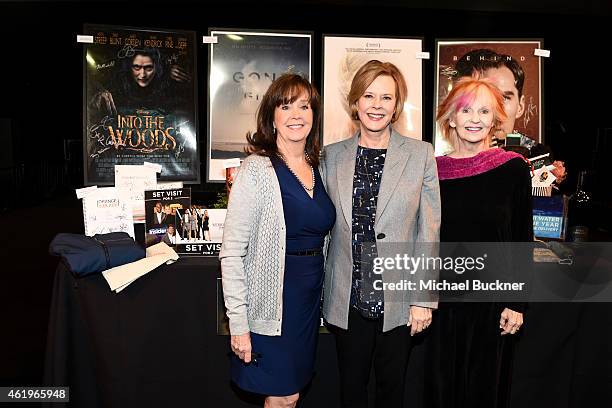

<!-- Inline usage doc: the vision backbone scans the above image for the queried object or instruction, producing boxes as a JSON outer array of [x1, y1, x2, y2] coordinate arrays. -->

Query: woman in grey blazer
[[322, 60, 441, 408]]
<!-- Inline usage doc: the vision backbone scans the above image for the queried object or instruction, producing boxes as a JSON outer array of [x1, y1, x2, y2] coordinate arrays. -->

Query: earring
[[450, 121, 456, 128], [272, 123, 276, 134]]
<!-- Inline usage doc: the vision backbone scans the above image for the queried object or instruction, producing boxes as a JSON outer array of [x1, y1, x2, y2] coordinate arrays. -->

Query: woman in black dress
[[425, 78, 533, 408], [202, 210, 210, 241]]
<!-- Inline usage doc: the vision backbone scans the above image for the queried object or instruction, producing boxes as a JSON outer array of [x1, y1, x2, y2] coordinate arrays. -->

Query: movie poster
[[175, 208, 225, 256], [144, 188, 190, 248], [434, 40, 543, 156], [207, 30, 312, 182], [84, 24, 199, 185], [322, 35, 424, 146]]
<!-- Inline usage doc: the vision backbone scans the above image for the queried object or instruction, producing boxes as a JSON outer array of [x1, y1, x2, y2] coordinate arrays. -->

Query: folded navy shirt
[[49, 232, 145, 277]]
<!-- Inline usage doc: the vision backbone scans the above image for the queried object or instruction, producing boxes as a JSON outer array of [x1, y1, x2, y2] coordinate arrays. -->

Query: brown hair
[[245, 73, 321, 167], [347, 60, 407, 123], [436, 78, 508, 150]]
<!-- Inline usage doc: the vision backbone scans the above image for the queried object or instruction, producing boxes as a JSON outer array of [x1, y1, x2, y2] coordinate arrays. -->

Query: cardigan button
[[376, 233, 386, 239]]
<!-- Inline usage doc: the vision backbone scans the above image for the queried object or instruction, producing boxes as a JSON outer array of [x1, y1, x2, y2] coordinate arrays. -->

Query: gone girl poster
[[207, 29, 312, 182]]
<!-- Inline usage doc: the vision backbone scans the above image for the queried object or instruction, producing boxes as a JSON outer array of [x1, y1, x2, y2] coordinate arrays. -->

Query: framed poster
[[434, 39, 543, 156], [207, 29, 312, 182], [83, 24, 199, 185], [144, 187, 190, 248], [322, 35, 424, 146], [175, 207, 225, 256]]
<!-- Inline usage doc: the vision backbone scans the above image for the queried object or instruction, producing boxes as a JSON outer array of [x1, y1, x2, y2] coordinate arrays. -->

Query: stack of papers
[[102, 242, 179, 292]]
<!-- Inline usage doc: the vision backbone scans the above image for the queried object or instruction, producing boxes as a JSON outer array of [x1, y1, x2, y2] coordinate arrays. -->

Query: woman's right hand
[[231, 333, 252, 363]]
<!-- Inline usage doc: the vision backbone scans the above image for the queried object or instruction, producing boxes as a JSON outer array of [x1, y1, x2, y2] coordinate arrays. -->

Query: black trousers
[[331, 307, 412, 408]]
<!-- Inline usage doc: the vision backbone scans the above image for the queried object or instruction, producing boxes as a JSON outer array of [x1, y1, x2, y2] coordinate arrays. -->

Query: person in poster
[[322, 36, 423, 146], [452, 48, 567, 183], [162, 224, 177, 246], [435, 41, 542, 157], [202, 209, 211, 241], [148, 201, 166, 226], [90, 48, 189, 116], [84, 25, 199, 185], [208, 30, 312, 181], [163, 204, 176, 228]]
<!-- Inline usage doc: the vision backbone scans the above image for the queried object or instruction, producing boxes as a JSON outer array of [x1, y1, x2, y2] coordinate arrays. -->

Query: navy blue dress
[[230, 156, 336, 396]]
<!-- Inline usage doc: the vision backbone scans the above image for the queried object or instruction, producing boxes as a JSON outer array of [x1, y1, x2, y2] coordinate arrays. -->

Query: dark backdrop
[[1, 0, 611, 395]]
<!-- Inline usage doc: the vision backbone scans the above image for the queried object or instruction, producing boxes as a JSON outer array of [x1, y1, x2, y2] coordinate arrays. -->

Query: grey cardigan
[[322, 130, 441, 332], [219, 154, 286, 336]]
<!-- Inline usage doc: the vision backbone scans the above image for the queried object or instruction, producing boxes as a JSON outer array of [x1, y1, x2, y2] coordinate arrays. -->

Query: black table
[[44, 258, 612, 407]]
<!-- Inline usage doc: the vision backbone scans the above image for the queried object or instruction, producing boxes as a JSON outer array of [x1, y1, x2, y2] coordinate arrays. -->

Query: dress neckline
[[436, 148, 524, 181], [273, 156, 316, 200]]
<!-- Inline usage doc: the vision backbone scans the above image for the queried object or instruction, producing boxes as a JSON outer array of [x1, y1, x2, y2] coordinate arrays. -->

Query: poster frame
[[206, 27, 313, 182], [82, 23, 200, 185], [433, 38, 545, 156], [321, 33, 425, 146]]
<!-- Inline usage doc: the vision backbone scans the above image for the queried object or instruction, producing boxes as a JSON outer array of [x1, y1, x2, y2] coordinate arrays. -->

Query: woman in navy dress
[[221, 74, 335, 408]]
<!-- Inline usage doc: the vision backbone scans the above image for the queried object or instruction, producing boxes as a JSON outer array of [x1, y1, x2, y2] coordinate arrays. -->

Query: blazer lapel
[[375, 130, 410, 226], [337, 135, 359, 227]]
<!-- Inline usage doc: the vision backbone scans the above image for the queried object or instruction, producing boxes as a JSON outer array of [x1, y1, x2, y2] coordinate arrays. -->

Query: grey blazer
[[321, 130, 441, 332]]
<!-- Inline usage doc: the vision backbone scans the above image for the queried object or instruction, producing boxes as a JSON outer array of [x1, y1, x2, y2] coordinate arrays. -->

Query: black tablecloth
[[44, 258, 612, 407], [44, 258, 213, 407]]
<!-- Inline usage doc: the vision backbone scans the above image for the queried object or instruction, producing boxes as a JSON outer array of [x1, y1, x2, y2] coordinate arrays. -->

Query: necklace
[[277, 152, 315, 192], [360, 147, 386, 209]]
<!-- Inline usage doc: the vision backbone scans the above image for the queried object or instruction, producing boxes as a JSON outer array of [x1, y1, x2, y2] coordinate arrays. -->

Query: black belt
[[286, 249, 323, 256]]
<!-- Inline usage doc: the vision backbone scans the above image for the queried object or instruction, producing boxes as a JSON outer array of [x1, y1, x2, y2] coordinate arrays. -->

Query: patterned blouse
[[351, 146, 387, 319]]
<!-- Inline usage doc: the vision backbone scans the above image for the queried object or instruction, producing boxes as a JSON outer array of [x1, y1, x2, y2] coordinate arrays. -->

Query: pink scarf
[[436, 148, 524, 181]]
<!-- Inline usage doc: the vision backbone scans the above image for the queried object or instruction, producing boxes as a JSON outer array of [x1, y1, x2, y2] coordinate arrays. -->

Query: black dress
[[424, 149, 533, 408]]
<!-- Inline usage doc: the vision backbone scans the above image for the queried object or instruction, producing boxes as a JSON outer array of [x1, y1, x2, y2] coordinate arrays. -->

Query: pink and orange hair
[[436, 78, 508, 150]]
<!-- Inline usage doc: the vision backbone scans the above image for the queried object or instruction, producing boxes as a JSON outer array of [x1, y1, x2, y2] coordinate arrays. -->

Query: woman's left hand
[[409, 306, 432, 336], [500, 308, 523, 335]]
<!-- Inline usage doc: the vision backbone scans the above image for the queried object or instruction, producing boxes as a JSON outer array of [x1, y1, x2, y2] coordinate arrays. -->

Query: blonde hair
[[436, 78, 508, 150], [348, 60, 407, 123]]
